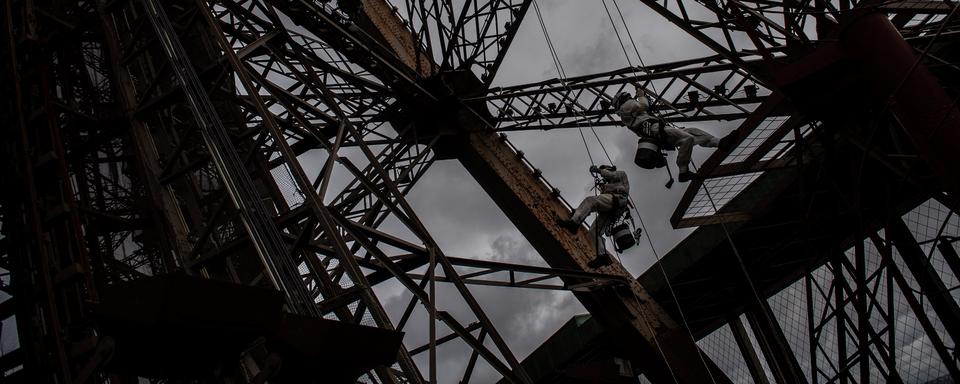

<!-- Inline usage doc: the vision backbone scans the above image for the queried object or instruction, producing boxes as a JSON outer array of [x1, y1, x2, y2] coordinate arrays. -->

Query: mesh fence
[[768, 278, 812, 382], [738, 313, 777, 383], [723, 116, 791, 164], [697, 323, 754, 383], [683, 172, 763, 219], [681, 116, 818, 223], [693, 198, 959, 383]]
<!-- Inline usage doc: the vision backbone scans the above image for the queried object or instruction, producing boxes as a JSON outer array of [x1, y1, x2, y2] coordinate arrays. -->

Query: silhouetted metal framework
[[503, 1, 960, 383], [1, 0, 958, 383]]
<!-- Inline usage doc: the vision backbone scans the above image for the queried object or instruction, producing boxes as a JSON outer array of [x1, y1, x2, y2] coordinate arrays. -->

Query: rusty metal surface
[[3, 0, 960, 383]]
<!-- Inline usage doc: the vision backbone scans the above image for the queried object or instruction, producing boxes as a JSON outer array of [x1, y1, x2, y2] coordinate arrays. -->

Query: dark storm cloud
[[378, 2, 741, 381]]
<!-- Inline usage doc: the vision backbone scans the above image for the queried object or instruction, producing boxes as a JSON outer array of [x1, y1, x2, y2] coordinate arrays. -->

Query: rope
[[620, 195, 719, 384], [612, 0, 645, 69], [531, 0, 613, 166], [609, 0, 666, 109], [613, 258, 682, 384], [592, 3, 717, 381], [689, 160, 784, 367], [531, 2, 689, 381], [602, 0, 635, 67], [603, 215, 682, 384]]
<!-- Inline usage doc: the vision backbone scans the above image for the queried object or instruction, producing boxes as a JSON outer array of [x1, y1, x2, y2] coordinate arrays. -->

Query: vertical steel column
[[729, 316, 771, 384], [887, 218, 960, 344], [854, 241, 870, 383], [832, 257, 848, 384], [937, 239, 960, 280], [871, 233, 958, 381], [805, 274, 818, 383], [746, 301, 808, 384], [136, 0, 315, 315]]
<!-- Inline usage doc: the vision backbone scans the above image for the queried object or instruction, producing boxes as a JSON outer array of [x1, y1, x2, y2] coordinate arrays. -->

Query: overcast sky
[[1, 1, 953, 383], [369, 2, 959, 383], [370, 1, 744, 382]]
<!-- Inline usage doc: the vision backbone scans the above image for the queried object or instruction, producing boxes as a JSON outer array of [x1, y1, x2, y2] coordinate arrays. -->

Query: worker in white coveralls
[[557, 165, 629, 268], [613, 83, 739, 182]]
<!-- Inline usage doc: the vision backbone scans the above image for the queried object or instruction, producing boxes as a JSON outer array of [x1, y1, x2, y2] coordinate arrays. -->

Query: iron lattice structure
[[1, 0, 959, 383]]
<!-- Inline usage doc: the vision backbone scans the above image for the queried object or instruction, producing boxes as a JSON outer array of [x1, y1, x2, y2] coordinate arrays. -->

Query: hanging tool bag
[[633, 118, 671, 169], [606, 197, 637, 253], [611, 222, 636, 252]]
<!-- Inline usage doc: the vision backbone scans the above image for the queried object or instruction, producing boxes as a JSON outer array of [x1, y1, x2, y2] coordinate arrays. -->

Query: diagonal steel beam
[[443, 0, 532, 86]]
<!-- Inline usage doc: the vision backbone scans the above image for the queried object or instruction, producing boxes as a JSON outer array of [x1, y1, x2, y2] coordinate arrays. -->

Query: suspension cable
[[689, 159, 785, 366], [601, 2, 797, 380], [594, 3, 720, 381], [612, 0, 645, 69], [612, 1, 774, 373], [531, 0, 614, 165], [531, 3, 691, 381], [690, 160, 767, 308], [620, 195, 719, 384], [602, 0, 634, 68], [607, 0, 667, 108]]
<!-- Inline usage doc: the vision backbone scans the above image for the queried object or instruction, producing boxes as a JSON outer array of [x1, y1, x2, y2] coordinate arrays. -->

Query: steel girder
[[632, 0, 956, 80], [479, 53, 774, 132], [1, 0, 628, 382], [3, 0, 958, 383], [0, 0, 173, 381], [365, 0, 533, 85], [103, 0, 543, 382], [218, 0, 733, 383]]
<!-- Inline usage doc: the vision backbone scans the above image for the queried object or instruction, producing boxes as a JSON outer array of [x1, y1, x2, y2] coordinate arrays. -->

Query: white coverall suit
[[616, 90, 719, 174], [570, 168, 629, 256]]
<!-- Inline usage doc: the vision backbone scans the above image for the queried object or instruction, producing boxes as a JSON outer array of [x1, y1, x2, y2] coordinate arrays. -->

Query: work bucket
[[634, 138, 666, 169], [612, 223, 636, 252]]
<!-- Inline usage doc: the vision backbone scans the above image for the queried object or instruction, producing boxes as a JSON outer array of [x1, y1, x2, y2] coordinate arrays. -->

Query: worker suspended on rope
[[613, 83, 739, 182], [557, 164, 632, 268]]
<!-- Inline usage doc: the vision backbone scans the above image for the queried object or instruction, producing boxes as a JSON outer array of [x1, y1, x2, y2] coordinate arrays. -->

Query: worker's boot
[[555, 217, 581, 234], [718, 129, 740, 151], [678, 171, 698, 183], [587, 252, 613, 268]]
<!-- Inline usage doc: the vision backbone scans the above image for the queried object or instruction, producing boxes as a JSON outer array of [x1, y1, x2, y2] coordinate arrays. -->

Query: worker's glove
[[589, 165, 599, 173]]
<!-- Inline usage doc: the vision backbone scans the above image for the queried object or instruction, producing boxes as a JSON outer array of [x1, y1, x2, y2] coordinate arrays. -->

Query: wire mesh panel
[[682, 172, 763, 219], [902, 198, 960, 304], [722, 116, 791, 164], [697, 323, 754, 383], [887, 245, 955, 382], [767, 279, 812, 383], [686, 197, 960, 384], [737, 314, 777, 383]]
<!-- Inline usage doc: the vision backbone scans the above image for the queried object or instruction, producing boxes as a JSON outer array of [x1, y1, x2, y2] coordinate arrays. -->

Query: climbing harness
[[588, 169, 642, 253], [532, 3, 727, 382], [603, 0, 685, 189]]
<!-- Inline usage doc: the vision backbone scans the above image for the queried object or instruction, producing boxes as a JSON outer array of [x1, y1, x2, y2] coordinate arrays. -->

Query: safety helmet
[[612, 92, 631, 110]]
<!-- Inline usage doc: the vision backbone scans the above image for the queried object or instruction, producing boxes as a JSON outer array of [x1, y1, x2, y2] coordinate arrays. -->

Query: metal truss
[[0, 0, 636, 382], [664, 1, 960, 228], [380, 0, 532, 85], [635, 0, 957, 81], [3, 0, 959, 383], [480, 53, 773, 132], [690, 204, 960, 383], [0, 1, 160, 381], [442, 0, 531, 85], [100, 0, 553, 382]]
